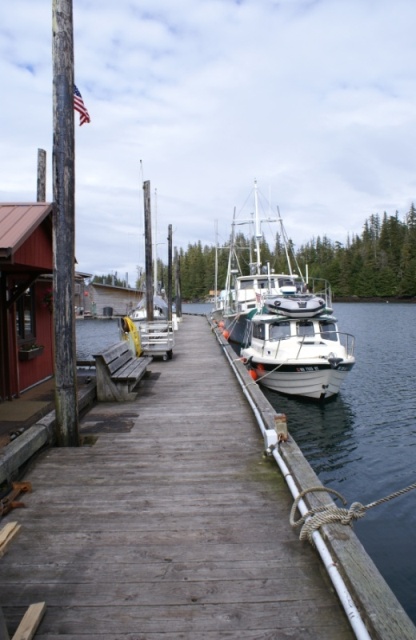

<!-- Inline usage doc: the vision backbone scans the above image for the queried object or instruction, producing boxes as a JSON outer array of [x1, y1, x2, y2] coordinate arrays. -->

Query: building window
[[16, 287, 36, 343]]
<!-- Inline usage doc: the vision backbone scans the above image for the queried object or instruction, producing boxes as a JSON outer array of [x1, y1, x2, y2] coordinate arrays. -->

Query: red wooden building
[[0, 203, 54, 401]]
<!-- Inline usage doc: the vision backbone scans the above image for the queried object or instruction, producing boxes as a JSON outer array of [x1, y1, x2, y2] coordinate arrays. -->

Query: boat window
[[278, 277, 295, 287], [296, 320, 315, 337], [319, 321, 337, 341], [252, 323, 265, 340], [269, 322, 290, 340], [240, 279, 254, 290]]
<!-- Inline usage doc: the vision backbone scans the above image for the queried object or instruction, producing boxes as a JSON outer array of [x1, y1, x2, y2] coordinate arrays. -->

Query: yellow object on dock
[[121, 316, 142, 356]]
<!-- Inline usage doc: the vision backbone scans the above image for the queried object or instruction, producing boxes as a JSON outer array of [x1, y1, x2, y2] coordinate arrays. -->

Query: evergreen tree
[[152, 203, 416, 300]]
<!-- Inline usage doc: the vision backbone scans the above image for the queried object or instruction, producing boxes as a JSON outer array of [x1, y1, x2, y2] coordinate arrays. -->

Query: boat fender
[[223, 330, 229, 340]]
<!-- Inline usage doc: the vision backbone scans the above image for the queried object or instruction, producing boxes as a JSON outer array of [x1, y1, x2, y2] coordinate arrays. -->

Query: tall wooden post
[[174, 247, 182, 318], [143, 181, 154, 321], [37, 149, 47, 202], [52, 0, 79, 446], [167, 225, 172, 321]]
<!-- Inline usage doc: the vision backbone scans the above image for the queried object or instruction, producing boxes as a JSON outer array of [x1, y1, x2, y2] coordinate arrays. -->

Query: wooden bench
[[93, 342, 152, 402]]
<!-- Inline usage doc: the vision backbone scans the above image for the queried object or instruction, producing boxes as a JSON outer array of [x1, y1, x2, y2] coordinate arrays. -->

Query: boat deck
[[0, 315, 363, 638]]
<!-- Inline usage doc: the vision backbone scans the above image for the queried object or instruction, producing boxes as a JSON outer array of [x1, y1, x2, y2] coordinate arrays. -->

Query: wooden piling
[[52, 0, 79, 446], [143, 180, 154, 321], [36, 149, 46, 202]]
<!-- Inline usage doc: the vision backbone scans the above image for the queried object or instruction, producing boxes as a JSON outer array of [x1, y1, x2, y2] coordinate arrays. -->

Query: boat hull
[[252, 360, 354, 400], [223, 312, 256, 348]]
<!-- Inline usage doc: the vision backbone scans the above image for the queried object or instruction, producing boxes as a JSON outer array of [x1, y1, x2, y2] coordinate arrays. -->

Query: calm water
[[76, 303, 416, 624]]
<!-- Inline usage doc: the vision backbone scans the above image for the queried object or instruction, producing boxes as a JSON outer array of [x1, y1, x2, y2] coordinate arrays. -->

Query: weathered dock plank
[[0, 314, 401, 639]]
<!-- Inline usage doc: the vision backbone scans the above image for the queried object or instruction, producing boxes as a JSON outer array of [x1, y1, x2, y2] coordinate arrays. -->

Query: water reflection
[[263, 388, 358, 484]]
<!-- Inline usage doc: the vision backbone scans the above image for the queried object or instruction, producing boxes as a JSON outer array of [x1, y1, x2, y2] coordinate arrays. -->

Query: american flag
[[73, 85, 91, 126]]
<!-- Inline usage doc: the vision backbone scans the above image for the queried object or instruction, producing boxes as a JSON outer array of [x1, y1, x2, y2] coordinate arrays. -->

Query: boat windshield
[[252, 322, 266, 340], [240, 279, 255, 290], [296, 320, 314, 337], [319, 320, 338, 341], [278, 277, 295, 287], [257, 278, 270, 290], [269, 321, 290, 340]]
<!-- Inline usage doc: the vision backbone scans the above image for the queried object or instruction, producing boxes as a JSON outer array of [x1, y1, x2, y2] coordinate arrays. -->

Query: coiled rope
[[290, 481, 416, 543]]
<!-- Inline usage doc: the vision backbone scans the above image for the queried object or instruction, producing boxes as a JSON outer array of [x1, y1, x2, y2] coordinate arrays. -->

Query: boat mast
[[277, 206, 293, 276], [253, 180, 262, 274], [277, 206, 306, 282], [225, 208, 237, 294]]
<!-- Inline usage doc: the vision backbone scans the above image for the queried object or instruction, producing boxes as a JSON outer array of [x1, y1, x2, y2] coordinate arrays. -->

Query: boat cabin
[[234, 273, 303, 312], [251, 315, 339, 343]]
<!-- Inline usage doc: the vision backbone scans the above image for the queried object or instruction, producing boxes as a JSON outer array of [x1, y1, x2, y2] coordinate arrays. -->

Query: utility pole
[[52, 0, 79, 446], [167, 225, 172, 321], [174, 247, 182, 319], [143, 180, 154, 321]]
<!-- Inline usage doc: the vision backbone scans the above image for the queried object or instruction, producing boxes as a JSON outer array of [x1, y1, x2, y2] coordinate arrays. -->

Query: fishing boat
[[213, 180, 355, 399], [240, 307, 355, 401], [130, 295, 169, 322], [212, 180, 309, 347]]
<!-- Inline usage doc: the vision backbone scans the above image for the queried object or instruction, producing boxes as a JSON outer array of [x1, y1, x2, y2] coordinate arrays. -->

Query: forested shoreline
[[93, 204, 416, 303], [175, 203, 416, 301]]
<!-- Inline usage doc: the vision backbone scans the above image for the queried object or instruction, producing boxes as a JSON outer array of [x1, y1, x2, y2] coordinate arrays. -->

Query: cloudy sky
[[2, 0, 416, 285]]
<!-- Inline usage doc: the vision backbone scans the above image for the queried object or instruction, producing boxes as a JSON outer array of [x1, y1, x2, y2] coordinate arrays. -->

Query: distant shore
[[334, 296, 416, 304]]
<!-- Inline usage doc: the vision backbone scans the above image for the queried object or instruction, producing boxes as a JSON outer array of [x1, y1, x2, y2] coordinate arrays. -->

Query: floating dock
[[0, 315, 415, 638]]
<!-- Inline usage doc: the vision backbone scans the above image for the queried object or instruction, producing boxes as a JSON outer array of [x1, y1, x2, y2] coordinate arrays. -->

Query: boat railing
[[338, 331, 355, 358], [295, 330, 355, 359], [307, 278, 333, 309]]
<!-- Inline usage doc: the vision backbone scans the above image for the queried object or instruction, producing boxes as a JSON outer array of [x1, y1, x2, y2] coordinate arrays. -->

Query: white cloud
[[1, 0, 416, 284]]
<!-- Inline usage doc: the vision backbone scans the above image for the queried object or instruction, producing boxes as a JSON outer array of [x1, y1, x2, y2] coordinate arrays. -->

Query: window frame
[[16, 286, 36, 345]]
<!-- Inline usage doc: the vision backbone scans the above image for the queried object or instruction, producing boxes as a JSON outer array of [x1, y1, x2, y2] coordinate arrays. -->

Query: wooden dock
[[0, 315, 412, 638]]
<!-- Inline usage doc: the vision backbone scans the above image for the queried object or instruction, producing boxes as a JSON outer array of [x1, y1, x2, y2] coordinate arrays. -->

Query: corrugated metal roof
[[0, 203, 53, 259]]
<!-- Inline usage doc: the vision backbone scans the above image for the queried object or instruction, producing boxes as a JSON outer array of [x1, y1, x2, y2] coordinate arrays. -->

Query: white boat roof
[[237, 272, 301, 281]]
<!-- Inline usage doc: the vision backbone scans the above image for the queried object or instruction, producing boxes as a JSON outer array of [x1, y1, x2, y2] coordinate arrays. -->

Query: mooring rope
[[290, 482, 416, 543], [240, 360, 289, 388]]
